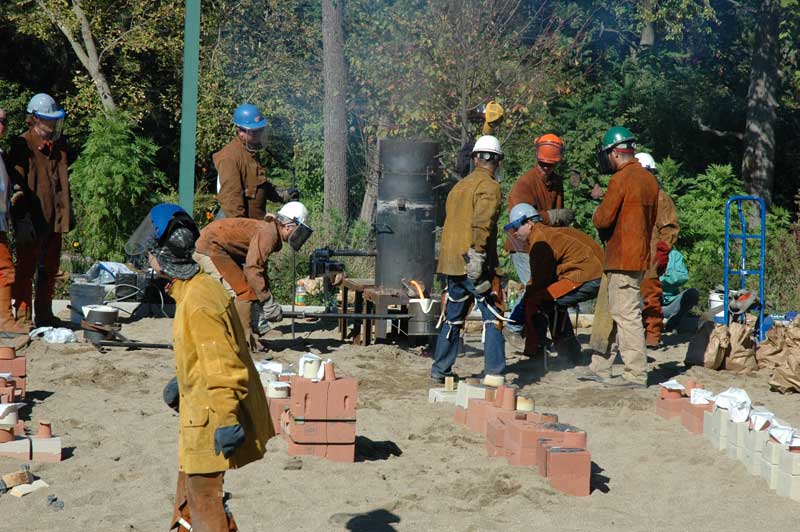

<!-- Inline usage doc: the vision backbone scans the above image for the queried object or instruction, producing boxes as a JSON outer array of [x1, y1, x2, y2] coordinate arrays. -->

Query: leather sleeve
[[471, 180, 501, 253], [243, 231, 275, 302], [593, 174, 624, 230], [216, 156, 246, 218]]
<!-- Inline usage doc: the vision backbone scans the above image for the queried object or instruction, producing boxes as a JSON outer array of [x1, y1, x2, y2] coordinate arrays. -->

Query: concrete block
[[0, 436, 62, 462], [776, 471, 800, 501], [745, 429, 769, 453], [765, 440, 788, 465], [715, 409, 730, 438], [727, 442, 744, 461], [728, 421, 748, 447], [547, 448, 591, 497], [743, 447, 762, 475], [761, 457, 780, 489], [780, 449, 800, 476], [455, 382, 490, 409], [428, 388, 457, 404], [505, 438, 537, 467], [703, 411, 714, 441]]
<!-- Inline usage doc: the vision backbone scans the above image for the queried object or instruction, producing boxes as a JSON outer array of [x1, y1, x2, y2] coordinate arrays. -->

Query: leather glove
[[278, 187, 300, 202], [260, 294, 283, 323], [465, 248, 485, 280], [10, 190, 24, 207], [546, 208, 576, 226], [214, 424, 245, 458], [655, 241, 671, 276], [590, 184, 605, 200], [162, 377, 179, 412]]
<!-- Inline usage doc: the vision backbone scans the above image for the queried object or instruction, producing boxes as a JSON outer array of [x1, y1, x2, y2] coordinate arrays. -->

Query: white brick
[[728, 421, 748, 447], [428, 388, 457, 404], [761, 458, 780, 490], [765, 440, 788, 465], [780, 449, 800, 476], [776, 471, 800, 501], [455, 382, 489, 409], [743, 447, 762, 475], [745, 429, 769, 453]]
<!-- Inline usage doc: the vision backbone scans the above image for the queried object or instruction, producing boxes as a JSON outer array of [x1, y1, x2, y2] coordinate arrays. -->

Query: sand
[[1, 314, 798, 531]]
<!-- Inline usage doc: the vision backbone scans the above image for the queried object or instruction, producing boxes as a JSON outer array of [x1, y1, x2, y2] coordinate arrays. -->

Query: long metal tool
[[291, 166, 297, 341]]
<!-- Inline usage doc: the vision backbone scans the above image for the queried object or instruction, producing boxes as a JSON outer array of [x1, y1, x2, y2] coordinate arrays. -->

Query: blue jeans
[[507, 253, 531, 334], [663, 288, 699, 330], [431, 276, 506, 377], [526, 278, 601, 349]]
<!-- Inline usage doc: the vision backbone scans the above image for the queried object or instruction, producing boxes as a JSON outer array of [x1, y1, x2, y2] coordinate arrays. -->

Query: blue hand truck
[[723, 196, 766, 342]]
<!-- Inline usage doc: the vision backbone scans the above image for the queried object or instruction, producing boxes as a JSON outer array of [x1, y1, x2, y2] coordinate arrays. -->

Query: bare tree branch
[[694, 116, 744, 140]]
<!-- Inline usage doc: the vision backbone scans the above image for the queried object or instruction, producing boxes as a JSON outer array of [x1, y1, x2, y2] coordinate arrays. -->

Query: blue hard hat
[[233, 104, 267, 130]]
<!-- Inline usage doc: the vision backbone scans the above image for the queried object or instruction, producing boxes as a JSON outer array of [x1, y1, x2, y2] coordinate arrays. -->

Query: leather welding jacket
[[169, 272, 274, 474], [437, 167, 502, 276], [527, 224, 603, 298], [213, 137, 282, 219], [505, 166, 564, 252], [7, 130, 72, 235], [644, 188, 679, 279], [592, 160, 659, 272], [195, 218, 282, 302]]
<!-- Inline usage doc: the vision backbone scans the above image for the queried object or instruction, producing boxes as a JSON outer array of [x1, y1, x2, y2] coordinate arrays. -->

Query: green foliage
[[0, 80, 33, 151], [70, 111, 168, 261]]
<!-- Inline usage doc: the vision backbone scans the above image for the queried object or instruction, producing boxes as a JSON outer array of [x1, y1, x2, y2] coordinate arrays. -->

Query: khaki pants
[[193, 253, 236, 298], [590, 271, 647, 383]]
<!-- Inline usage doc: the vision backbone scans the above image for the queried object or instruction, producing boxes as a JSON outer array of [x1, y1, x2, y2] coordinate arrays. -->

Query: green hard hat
[[601, 126, 636, 150]]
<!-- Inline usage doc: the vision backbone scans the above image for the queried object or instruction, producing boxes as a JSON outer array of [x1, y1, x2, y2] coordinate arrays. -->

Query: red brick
[[326, 421, 357, 444], [486, 418, 506, 447], [327, 377, 358, 419], [506, 439, 538, 467], [453, 406, 467, 426], [12, 377, 25, 399], [266, 396, 291, 435], [466, 398, 491, 434], [486, 440, 505, 457], [547, 448, 591, 496], [536, 438, 557, 476], [0, 357, 25, 377], [655, 397, 687, 420], [484, 388, 496, 402], [539, 423, 588, 449], [680, 402, 712, 434], [326, 443, 355, 463], [526, 412, 558, 424], [485, 405, 527, 431], [289, 376, 329, 419], [506, 419, 545, 449], [286, 416, 327, 444], [285, 437, 327, 458], [659, 388, 683, 400], [0, 386, 13, 403]]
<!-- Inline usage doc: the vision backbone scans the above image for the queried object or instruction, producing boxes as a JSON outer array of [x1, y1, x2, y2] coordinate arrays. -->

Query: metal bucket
[[82, 305, 119, 343], [407, 298, 441, 336], [69, 283, 106, 325]]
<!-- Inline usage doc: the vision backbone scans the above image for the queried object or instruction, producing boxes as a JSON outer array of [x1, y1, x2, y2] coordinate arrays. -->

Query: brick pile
[[656, 379, 800, 502], [0, 346, 26, 403], [451, 381, 591, 496], [264, 361, 357, 463], [0, 420, 62, 463]]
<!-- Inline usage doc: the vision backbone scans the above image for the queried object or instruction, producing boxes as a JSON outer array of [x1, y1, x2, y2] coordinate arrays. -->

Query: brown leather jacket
[[7, 130, 72, 235], [196, 218, 282, 302], [437, 167, 502, 276], [527, 225, 603, 293], [593, 160, 659, 272], [645, 188, 679, 279], [213, 137, 281, 219], [505, 166, 564, 252]]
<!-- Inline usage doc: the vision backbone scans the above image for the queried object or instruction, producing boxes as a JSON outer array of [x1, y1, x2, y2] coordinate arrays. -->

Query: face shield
[[125, 204, 199, 271], [287, 220, 314, 251], [240, 126, 267, 152], [34, 116, 64, 142], [596, 146, 614, 175]]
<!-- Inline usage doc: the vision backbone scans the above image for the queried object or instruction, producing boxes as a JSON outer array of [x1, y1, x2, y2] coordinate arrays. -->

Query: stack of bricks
[[0, 347, 25, 402], [656, 381, 800, 503], [453, 381, 592, 496], [264, 361, 357, 463], [0, 420, 62, 462]]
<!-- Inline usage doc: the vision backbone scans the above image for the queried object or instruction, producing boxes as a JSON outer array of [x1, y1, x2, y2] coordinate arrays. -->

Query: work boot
[[0, 287, 28, 334], [14, 301, 33, 332], [502, 327, 526, 353], [233, 299, 258, 352]]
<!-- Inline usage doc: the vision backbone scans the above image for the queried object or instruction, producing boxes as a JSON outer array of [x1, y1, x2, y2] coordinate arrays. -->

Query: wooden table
[[339, 278, 374, 345]]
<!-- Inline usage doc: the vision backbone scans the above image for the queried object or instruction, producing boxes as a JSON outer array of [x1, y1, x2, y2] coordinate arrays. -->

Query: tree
[[322, 0, 348, 214]]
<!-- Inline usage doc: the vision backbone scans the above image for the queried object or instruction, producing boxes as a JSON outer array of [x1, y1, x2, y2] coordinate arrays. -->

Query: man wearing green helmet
[[587, 126, 659, 387]]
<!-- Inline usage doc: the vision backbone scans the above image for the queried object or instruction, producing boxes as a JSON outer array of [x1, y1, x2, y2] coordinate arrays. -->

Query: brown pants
[[13, 232, 61, 323], [171, 471, 237, 532], [0, 233, 15, 288], [640, 277, 663, 346]]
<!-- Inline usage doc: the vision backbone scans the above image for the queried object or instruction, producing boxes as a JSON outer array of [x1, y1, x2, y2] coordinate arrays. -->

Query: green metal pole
[[178, 0, 201, 214]]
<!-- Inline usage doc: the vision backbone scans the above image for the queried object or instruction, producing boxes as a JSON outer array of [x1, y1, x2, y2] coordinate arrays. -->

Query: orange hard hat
[[534, 134, 564, 164]]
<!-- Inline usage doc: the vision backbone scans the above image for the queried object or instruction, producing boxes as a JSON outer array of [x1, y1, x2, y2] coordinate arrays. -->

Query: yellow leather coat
[[169, 272, 274, 474]]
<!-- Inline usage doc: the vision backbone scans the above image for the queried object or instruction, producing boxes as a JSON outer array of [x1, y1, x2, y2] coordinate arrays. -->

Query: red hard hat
[[534, 134, 564, 164]]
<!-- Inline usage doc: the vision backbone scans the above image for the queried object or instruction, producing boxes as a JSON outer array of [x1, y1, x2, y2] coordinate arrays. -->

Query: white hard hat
[[635, 152, 657, 171], [277, 201, 309, 225], [472, 135, 503, 157], [27, 93, 65, 120]]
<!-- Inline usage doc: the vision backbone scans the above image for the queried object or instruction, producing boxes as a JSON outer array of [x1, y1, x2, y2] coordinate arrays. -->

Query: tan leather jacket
[[213, 137, 281, 219], [644, 188, 679, 278], [437, 167, 502, 276], [169, 273, 274, 474]]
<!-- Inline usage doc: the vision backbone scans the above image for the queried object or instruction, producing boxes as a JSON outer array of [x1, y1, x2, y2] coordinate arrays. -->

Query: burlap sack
[[725, 316, 758, 374], [756, 323, 786, 370]]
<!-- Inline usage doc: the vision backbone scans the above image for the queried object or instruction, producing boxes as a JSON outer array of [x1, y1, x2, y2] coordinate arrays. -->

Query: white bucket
[[708, 291, 725, 323]]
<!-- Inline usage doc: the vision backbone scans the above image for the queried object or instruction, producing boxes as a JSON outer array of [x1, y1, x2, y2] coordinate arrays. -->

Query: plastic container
[[295, 281, 307, 307], [708, 290, 725, 325]]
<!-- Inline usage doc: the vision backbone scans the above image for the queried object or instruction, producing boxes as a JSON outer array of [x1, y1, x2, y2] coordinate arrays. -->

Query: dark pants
[[13, 232, 62, 324], [525, 278, 601, 354], [431, 276, 505, 377]]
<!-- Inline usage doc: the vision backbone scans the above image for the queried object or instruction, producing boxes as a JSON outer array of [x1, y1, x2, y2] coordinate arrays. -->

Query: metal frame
[[723, 195, 766, 342], [178, 0, 201, 213]]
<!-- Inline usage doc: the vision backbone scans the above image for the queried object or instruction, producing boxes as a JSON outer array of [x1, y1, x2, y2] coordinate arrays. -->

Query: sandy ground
[[1, 311, 798, 532]]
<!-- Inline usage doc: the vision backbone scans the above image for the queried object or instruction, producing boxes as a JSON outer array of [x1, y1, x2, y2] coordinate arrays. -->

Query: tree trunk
[[741, 0, 780, 207], [322, 0, 348, 215]]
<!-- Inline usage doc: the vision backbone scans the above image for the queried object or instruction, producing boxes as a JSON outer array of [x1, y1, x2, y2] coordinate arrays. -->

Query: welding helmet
[[635, 152, 657, 173], [597, 126, 636, 174], [27, 93, 65, 141], [233, 103, 268, 151], [125, 203, 200, 279], [276, 201, 313, 251]]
